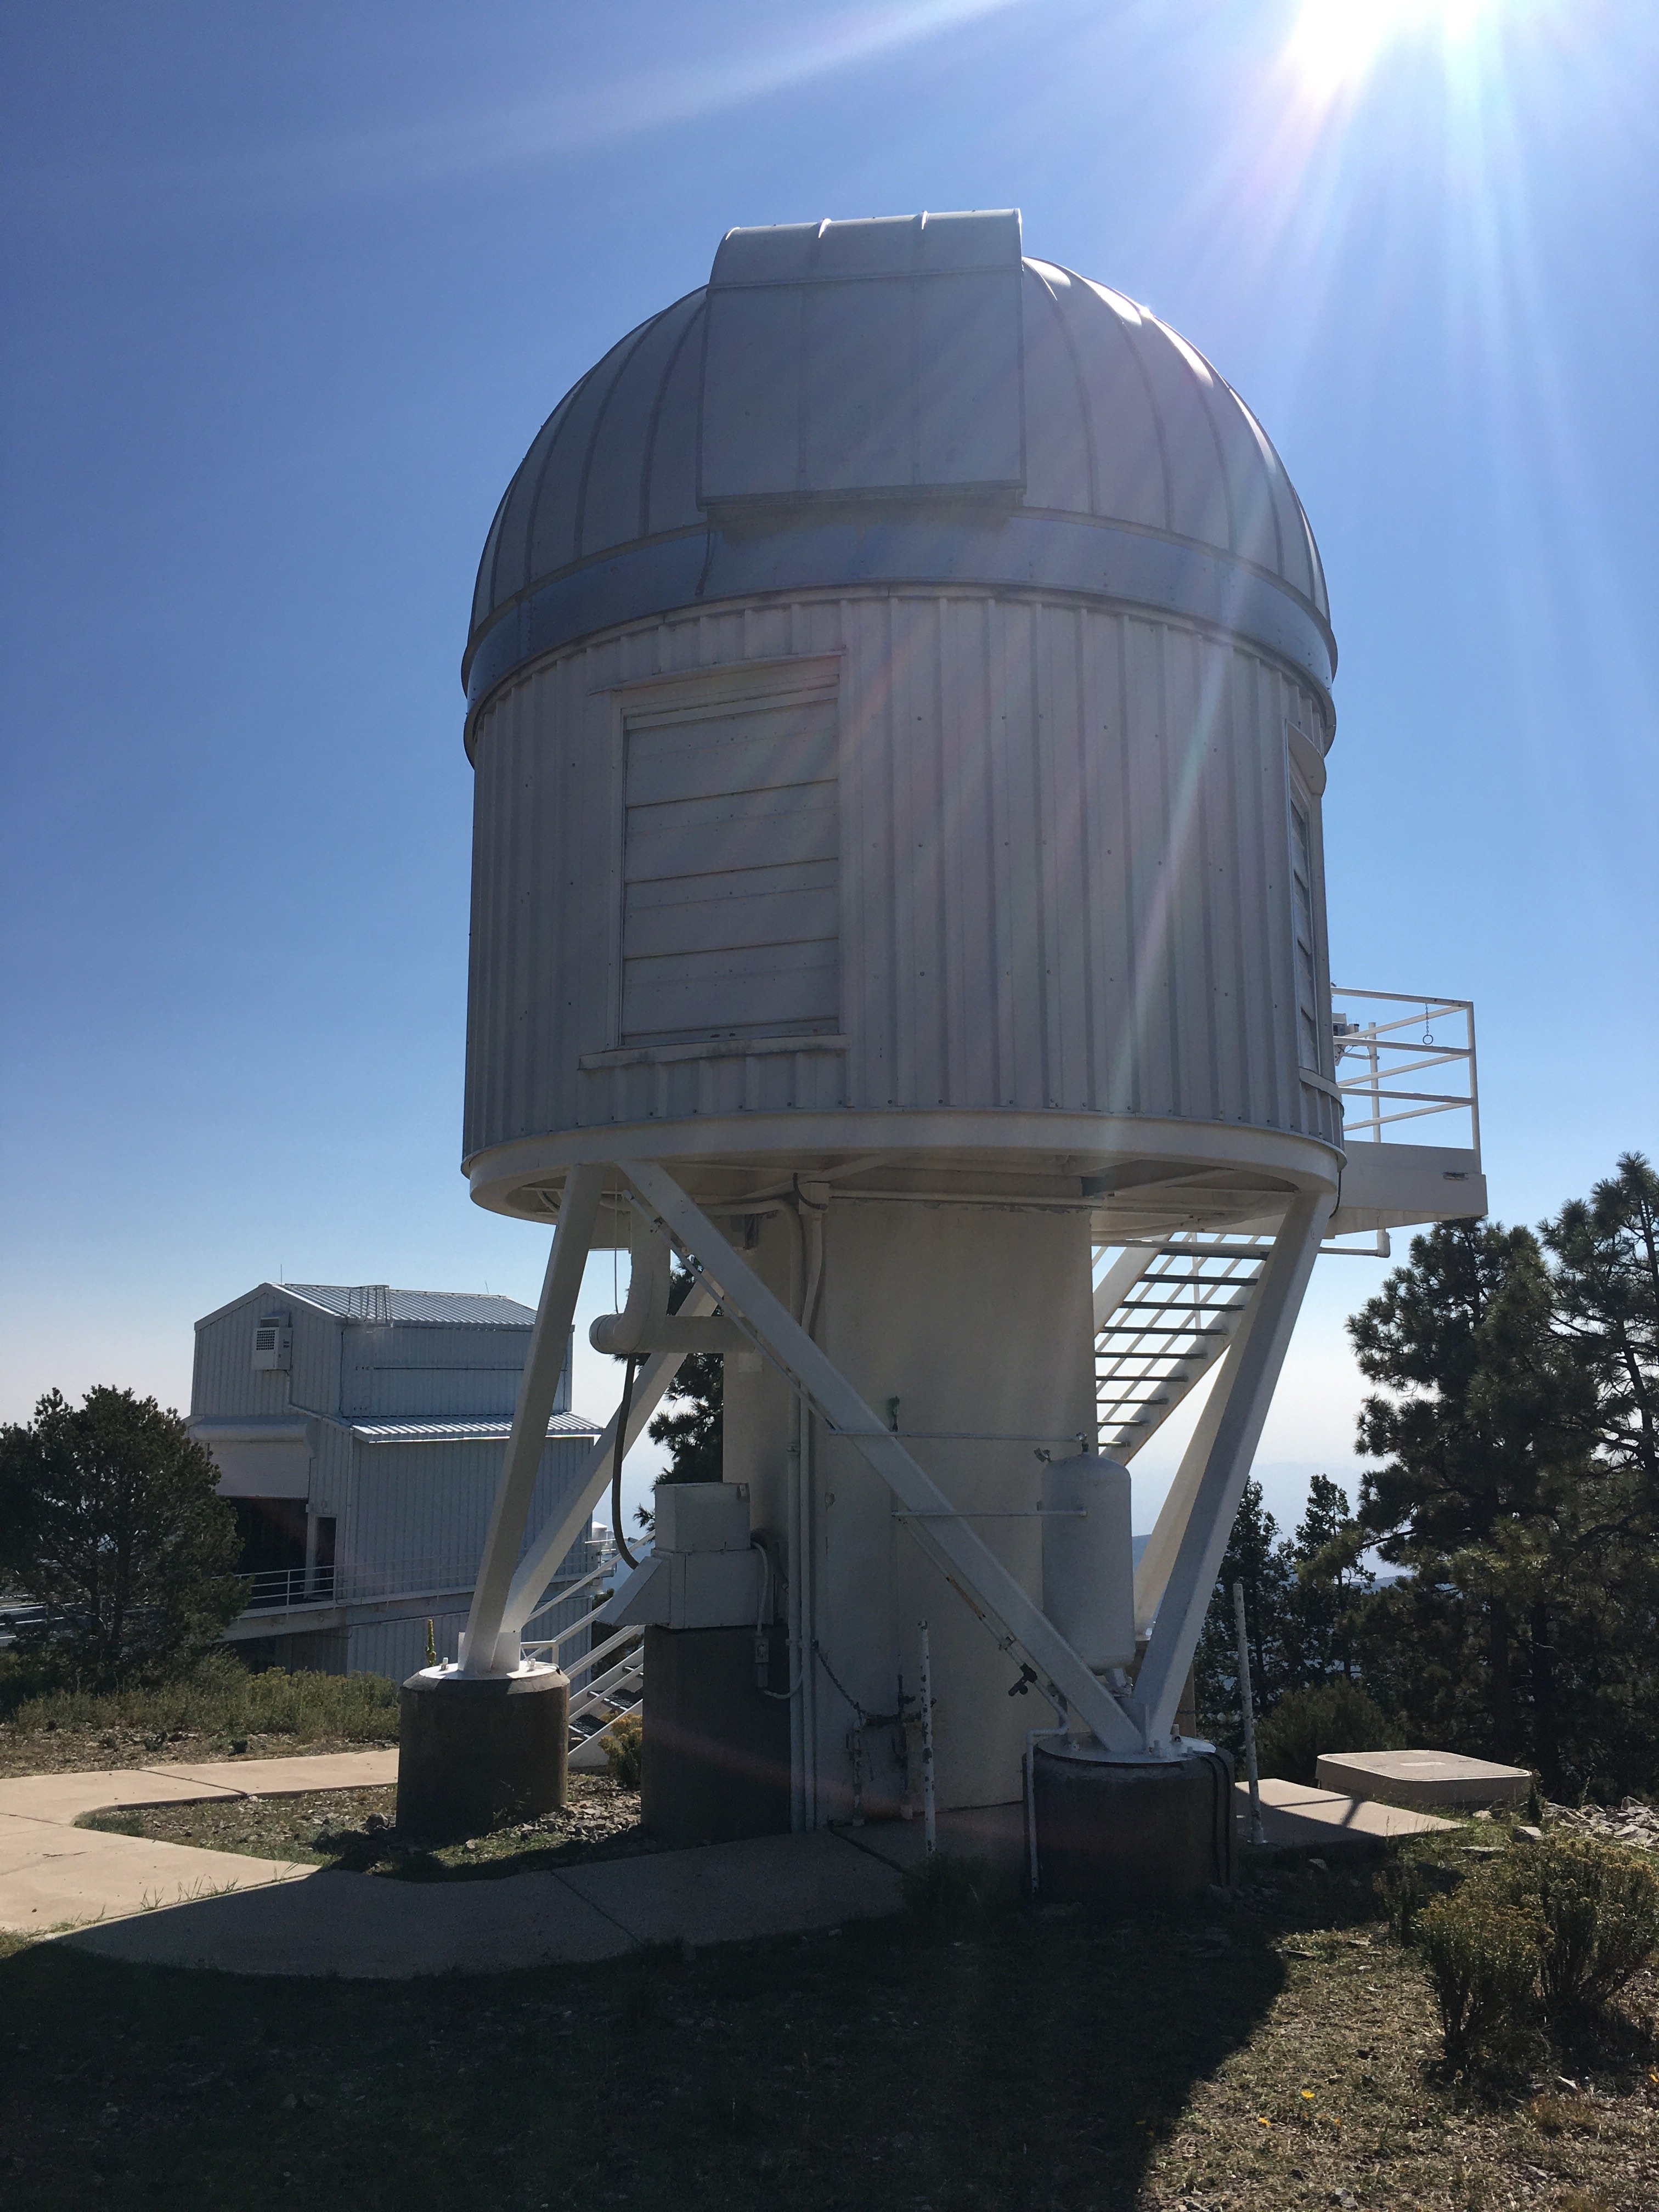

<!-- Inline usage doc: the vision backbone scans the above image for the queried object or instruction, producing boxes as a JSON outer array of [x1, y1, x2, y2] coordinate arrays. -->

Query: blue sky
[[3, 0, 1654, 1539]]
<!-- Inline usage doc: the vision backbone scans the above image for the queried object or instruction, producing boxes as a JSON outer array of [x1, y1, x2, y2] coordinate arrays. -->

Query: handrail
[[240, 1553, 599, 1618], [1330, 986, 1479, 1158]]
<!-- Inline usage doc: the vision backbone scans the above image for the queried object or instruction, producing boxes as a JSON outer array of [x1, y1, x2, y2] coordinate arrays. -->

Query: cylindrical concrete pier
[[1034, 1741, 1233, 1905], [396, 1663, 569, 1841]]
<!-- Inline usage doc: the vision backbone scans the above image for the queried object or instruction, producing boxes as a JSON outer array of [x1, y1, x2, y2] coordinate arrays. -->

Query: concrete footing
[[640, 1626, 791, 1848], [1034, 1741, 1234, 1904], [397, 1663, 568, 1841]]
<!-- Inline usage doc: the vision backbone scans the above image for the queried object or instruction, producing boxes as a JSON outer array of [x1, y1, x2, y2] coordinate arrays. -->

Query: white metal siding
[[620, 674, 840, 1046], [463, 590, 1336, 1157], [337, 1436, 594, 1605], [337, 1322, 535, 1421]]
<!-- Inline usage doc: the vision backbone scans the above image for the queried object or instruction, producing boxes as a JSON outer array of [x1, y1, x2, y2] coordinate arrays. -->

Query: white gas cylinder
[[1041, 1453, 1136, 1672]]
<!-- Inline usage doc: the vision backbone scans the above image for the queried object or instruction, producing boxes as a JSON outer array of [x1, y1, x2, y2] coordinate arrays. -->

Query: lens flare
[[1287, 0, 1500, 97]]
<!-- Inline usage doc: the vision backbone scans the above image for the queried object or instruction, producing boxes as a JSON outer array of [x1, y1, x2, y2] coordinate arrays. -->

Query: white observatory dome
[[460, 211, 1342, 1231], [464, 211, 1332, 746]]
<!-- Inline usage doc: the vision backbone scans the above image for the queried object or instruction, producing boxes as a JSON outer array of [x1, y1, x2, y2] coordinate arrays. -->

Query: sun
[[1286, 0, 1500, 97]]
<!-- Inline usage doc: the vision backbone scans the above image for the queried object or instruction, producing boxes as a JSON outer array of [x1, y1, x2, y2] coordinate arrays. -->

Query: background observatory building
[[402, 209, 1484, 1888]]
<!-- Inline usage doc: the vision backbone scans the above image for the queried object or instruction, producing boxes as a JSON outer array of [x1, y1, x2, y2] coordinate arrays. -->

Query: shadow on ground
[[0, 1869, 1361, 2212]]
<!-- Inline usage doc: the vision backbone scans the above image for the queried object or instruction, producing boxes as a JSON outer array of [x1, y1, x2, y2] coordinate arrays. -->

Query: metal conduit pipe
[[795, 1181, 828, 1831], [782, 1198, 806, 1834]]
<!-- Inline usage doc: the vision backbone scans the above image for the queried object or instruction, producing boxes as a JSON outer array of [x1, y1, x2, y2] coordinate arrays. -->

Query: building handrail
[[1330, 986, 1480, 1159]]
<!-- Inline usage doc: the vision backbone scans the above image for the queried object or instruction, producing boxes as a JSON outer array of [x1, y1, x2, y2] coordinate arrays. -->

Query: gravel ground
[[1546, 1798, 1659, 1851]]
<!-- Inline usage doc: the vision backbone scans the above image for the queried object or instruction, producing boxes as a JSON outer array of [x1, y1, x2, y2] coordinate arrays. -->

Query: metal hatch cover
[[698, 210, 1026, 509]]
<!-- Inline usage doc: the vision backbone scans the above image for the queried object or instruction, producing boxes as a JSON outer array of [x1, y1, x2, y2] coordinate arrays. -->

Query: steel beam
[[500, 1281, 719, 1638], [1132, 1322, 1252, 1635], [625, 1159, 1142, 1754], [1130, 1192, 1329, 1743], [461, 1165, 602, 1674]]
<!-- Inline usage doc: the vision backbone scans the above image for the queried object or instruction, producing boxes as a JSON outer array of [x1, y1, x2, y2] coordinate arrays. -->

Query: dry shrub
[[600, 1711, 642, 1788], [1416, 1889, 1542, 2075], [1486, 1833, 1659, 2016]]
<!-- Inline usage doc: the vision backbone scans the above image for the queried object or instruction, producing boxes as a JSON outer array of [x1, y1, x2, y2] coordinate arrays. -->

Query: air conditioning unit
[[252, 1316, 292, 1372]]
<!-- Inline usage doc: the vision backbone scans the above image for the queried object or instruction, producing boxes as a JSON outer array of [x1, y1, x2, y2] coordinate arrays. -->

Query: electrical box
[[598, 1485, 762, 1632], [252, 1315, 292, 1372], [653, 1481, 752, 1555]]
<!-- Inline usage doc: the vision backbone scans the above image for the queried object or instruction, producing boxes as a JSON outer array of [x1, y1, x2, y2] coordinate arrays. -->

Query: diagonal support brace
[[1131, 1190, 1329, 1744], [501, 1280, 718, 1638], [461, 1164, 602, 1674], [625, 1159, 1142, 1754]]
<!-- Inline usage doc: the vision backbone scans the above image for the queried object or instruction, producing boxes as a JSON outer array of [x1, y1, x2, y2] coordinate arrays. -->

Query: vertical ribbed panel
[[464, 590, 1333, 1159], [337, 1436, 595, 1606]]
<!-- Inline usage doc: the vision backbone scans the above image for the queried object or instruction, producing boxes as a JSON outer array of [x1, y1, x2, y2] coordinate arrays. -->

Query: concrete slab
[[1, 1811, 309, 1934], [1239, 1778, 1458, 1855], [0, 1750, 398, 1829], [559, 1831, 905, 1949], [67, 1865, 633, 1976], [147, 1751, 399, 1798], [837, 1802, 1030, 1898], [1315, 1749, 1530, 1810]]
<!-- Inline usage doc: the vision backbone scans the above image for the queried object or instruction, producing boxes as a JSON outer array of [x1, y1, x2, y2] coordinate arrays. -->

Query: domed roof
[[465, 213, 1333, 728]]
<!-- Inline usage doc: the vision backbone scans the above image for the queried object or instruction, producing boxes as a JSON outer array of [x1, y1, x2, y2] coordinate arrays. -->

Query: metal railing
[[1331, 988, 1479, 1154], [244, 1566, 336, 1611], [520, 1558, 644, 1735], [240, 1551, 600, 1617]]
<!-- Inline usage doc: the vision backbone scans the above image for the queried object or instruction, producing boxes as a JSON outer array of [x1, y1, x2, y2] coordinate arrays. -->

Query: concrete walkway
[[0, 1747, 904, 1975], [64, 1831, 905, 1977], [3, 1748, 1463, 1977], [0, 1750, 399, 1938]]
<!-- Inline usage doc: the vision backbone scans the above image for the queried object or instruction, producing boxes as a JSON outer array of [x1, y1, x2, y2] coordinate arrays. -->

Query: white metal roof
[[349, 1413, 601, 1444], [282, 1284, 538, 1327], [465, 208, 1332, 729]]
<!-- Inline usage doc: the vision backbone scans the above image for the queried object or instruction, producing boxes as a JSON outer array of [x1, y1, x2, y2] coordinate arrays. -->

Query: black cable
[[611, 1356, 640, 1570]]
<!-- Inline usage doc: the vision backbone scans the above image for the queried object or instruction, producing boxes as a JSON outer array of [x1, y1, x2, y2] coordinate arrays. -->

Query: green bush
[[600, 1711, 643, 1788], [1, 1651, 398, 1742], [1486, 1835, 1659, 2016], [1252, 1679, 1400, 1786], [1374, 1858, 1435, 1947], [1416, 1889, 1542, 2076]]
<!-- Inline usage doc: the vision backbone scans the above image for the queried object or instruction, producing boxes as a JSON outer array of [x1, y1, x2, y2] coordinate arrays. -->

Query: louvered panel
[[620, 684, 840, 1045]]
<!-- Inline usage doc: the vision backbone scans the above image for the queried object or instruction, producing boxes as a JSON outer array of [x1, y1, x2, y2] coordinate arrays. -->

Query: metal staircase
[[520, 1561, 644, 1747], [1093, 1233, 1273, 1459]]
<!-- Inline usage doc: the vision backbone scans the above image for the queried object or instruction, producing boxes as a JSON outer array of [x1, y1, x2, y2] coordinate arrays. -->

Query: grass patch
[[2, 1852, 1654, 2210], [0, 1654, 398, 1776]]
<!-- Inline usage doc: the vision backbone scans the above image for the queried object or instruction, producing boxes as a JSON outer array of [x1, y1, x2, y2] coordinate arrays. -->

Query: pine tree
[[1348, 1218, 1592, 1787], [1194, 1478, 1294, 1743], [0, 1387, 245, 1686]]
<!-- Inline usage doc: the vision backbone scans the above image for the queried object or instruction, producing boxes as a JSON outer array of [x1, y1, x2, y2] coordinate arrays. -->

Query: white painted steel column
[[499, 1283, 719, 1638], [1132, 1321, 1251, 1635], [624, 1161, 1142, 1754], [461, 1165, 602, 1675], [1130, 1191, 1328, 1745]]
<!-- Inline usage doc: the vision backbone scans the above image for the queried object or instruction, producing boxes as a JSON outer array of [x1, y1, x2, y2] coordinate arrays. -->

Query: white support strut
[[1131, 1190, 1329, 1744], [1132, 1322, 1250, 1636], [461, 1164, 603, 1674], [625, 1160, 1143, 1755], [499, 1280, 719, 1639]]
